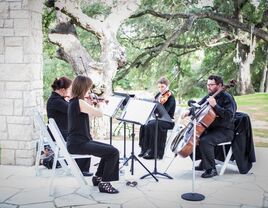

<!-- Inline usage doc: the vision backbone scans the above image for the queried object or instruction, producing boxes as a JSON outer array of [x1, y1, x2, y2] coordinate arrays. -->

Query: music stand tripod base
[[140, 171, 173, 179], [141, 112, 173, 180], [181, 193, 205, 201]]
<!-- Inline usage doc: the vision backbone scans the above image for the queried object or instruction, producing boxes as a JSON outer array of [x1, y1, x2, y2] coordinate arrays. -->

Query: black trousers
[[139, 120, 174, 157], [194, 128, 234, 170], [67, 140, 119, 182], [49, 128, 91, 173], [75, 158, 91, 172]]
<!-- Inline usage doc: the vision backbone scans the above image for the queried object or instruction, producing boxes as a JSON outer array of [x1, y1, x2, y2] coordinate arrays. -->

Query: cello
[[170, 80, 236, 158]]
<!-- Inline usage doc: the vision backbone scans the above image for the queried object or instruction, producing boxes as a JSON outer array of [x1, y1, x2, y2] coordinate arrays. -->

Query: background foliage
[[43, 0, 268, 102]]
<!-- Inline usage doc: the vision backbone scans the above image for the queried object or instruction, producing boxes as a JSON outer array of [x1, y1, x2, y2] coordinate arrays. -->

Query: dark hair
[[208, 75, 223, 85], [71, 75, 93, 99], [51, 76, 72, 91], [157, 77, 169, 86]]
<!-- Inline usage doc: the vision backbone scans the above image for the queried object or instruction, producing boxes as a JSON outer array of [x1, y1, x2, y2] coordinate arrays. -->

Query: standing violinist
[[139, 77, 176, 159], [181, 75, 237, 178]]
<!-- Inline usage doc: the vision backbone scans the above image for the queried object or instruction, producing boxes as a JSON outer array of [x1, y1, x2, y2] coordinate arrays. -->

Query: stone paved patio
[[0, 140, 267, 208]]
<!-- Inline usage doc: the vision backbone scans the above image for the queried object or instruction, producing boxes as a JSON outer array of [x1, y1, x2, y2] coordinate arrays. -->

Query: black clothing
[[214, 112, 256, 174], [232, 112, 256, 173], [191, 91, 237, 170], [67, 98, 93, 144], [46, 92, 91, 172], [139, 92, 176, 158], [47, 92, 69, 139], [67, 98, 119, 182]]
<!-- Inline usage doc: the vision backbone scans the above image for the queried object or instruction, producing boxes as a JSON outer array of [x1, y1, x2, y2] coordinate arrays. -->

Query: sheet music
[[103, 95, 125, 117], [119, 98, 156, 125]]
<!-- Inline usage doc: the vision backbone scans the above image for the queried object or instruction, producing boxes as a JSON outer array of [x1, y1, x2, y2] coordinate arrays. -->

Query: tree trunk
[[46, 0, 139, 138], [260, 46, 268, 93], [265, 71, 268, 93], [237, 55, 255, 95]]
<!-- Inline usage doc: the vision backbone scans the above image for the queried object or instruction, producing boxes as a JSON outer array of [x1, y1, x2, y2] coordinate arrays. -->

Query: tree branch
[[104, 0, 140, 33], [131, 9, 268, 43], [48, 33, 103, 74], [54, 0, 104, 38]]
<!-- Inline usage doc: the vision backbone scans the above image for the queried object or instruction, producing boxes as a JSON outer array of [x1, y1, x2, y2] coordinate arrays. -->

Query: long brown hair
[[71, 75, 93, 99]]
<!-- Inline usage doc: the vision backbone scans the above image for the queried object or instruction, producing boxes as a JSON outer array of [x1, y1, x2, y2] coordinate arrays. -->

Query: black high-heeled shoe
[[92, 176, 102, 186], [98, 182, 119, 194]]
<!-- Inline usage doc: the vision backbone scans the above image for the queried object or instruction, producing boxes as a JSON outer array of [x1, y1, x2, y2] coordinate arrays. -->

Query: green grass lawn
[[234, 93, 268, 147]]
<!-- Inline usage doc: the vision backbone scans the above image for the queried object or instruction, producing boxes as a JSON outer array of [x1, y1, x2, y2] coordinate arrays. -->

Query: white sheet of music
[[120, 98, 156, 125], [103, 95, 125, 117]]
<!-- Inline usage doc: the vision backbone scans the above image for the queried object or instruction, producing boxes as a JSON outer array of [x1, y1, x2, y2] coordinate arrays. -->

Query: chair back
[[34, 111, 56, 150], [47, 118, 70, 159]]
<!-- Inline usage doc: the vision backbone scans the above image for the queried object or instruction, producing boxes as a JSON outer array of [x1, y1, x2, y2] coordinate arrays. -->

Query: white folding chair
[[165, 106, 185, 156], [217, 141, 237, 175], [34, 111, 69, 176], [47, 118, 91, 195]]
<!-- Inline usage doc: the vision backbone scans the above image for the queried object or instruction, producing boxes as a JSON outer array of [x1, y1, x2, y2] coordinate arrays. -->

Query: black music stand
[[181, 103, 205, 201], [113, 92, 135, 161], [103, 95, 125, 145], [118, 98, 158, 182], [140, 101, 173, 180]]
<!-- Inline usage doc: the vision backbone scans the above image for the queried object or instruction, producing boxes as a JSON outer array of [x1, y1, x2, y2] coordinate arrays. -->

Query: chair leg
[[49, 147, 59, 196], [219, 147, 233, 176], [67, 156, 89, 190], [35, 134, 43, 176]]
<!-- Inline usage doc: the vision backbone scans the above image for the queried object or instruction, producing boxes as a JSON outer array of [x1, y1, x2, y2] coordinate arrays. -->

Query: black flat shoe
[[82, 171, 93, 177], [98, 182, 119, 194], [143, 154, 154, 160], [195, 166, 204, 171], [201, 169, 218, 178], [92, 176, 102, 186], [157, 154, 164, 160], [138, 150, 146, 157]]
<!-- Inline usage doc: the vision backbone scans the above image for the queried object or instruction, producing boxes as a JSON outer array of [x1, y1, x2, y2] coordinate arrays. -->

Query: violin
[[85, 93, 109, 105], [158, 90, 172, 105]]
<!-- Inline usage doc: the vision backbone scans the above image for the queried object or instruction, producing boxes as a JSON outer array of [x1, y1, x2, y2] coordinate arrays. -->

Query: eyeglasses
[[207, 84, 217, 87]]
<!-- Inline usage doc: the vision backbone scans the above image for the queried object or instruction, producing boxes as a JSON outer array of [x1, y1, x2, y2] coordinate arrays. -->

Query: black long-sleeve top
[[46, 91, 69, 139], [189, 91, 237, 130], [155, 91, 176, 119]]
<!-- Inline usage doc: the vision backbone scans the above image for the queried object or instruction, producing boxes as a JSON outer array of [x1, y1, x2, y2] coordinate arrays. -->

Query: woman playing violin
[[67, 75, 119, 194], [47, 76, 72, 140], [46, 76, 92, 176], [139, 77, 176, 159]]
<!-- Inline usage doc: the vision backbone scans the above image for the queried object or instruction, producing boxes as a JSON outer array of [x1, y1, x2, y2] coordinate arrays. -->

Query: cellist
[[181, 75, 237, 178], [138, 77, 176, 159]]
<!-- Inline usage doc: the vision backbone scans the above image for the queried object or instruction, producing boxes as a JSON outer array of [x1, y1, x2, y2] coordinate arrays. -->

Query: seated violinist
[[181, 75, 237, 178], [138, 77, 176, 159]]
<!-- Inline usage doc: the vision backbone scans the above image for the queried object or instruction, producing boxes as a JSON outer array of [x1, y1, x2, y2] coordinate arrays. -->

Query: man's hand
[[207, 96, 217, 107], [181, 109, 190, 119]]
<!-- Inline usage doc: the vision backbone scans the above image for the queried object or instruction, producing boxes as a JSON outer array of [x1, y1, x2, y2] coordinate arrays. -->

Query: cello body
[[171, 105, 216, 157]]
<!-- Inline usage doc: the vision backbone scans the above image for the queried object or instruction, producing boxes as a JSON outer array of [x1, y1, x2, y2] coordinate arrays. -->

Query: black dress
[[67, 98, 119, 182], [139, 91, 176, 158], [46, 92, 91, 173]]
